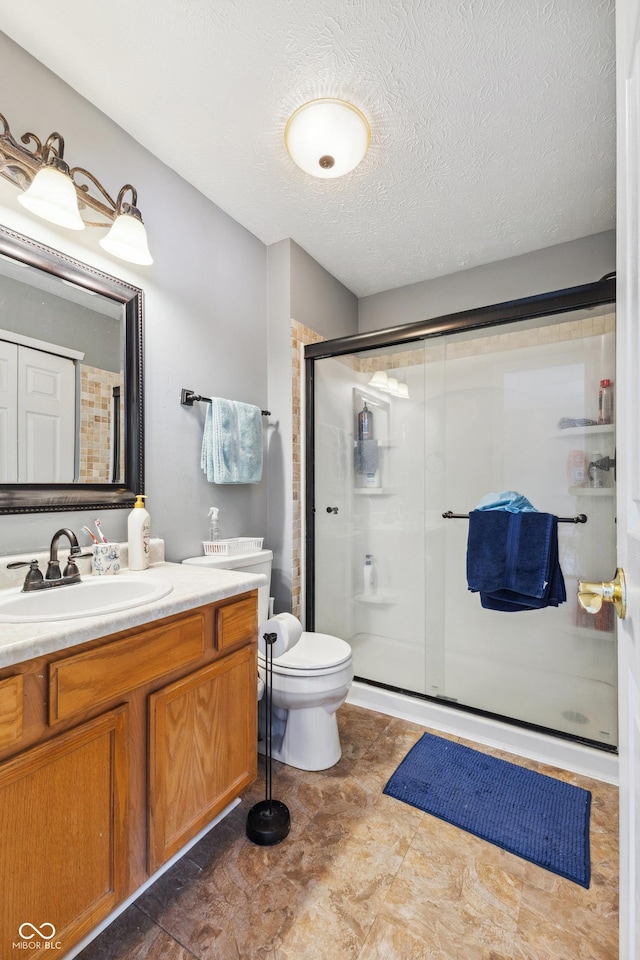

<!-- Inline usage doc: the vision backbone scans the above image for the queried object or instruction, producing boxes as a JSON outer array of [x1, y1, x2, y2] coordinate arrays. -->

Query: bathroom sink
[[0, 576, 173, 622]]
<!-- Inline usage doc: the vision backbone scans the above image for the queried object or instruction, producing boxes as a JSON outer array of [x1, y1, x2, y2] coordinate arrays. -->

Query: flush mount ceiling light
[[0, 112, 153, 265], [284, 98, 371, 179]]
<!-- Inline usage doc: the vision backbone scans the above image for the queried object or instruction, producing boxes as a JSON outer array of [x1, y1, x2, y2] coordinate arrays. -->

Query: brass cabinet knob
[[577, 567, 626, 619]]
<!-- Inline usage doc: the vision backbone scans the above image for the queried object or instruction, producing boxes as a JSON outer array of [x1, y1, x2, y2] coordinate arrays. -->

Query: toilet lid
[[259, 632, 351, 671]]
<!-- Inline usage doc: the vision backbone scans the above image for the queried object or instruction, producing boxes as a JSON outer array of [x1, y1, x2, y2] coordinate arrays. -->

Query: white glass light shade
[[285, 99, 370, 179], [368, 371, 389, 389], [100, 213, 153, 265], [397, 383, 410, 399], [386, 377, 399, 395], [18, 166, 84, 230]]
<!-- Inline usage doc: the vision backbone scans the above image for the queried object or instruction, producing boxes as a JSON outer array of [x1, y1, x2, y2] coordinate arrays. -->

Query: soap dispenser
[[128, 494, 151, 570]]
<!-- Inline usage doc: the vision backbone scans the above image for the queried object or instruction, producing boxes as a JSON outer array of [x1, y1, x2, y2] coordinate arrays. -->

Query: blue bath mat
[[383, 733, 591, 887]]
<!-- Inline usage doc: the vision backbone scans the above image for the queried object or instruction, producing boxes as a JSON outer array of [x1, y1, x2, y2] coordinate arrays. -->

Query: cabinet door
[[0, 707, 128, 960], [148, 645, 257, 871]]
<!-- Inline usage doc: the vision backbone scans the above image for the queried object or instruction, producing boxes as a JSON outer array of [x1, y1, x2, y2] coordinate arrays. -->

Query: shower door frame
[[304, 275, 616, 743]]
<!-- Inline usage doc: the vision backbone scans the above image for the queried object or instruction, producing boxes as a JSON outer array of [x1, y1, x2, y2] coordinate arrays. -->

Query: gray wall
[[290, 241, 358, 341], [267, 239, 357, 614], [0, 32, 268, 559], [358, 231, 616, 332]]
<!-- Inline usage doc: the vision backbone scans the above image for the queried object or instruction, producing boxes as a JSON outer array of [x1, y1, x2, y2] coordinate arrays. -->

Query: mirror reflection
[[0, 224, 143, 514], [0, 255, 125, 484]]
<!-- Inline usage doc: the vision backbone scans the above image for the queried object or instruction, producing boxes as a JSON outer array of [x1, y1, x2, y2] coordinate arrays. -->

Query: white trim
[[0, 326, 84, 360], [348, 681, 619, 784]]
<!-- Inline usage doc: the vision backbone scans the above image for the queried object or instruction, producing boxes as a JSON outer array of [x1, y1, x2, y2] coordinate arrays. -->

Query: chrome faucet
[[7, 528, 92, 592]]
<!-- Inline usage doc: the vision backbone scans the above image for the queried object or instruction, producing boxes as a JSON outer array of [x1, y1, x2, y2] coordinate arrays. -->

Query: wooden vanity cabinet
[[0, 591, 258, 960], [148, 642, 256, 870]]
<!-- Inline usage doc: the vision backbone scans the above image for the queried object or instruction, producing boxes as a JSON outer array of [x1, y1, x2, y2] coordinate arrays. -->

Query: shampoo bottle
[[128, 494, 150, 570], [358, 402, 373, 440]]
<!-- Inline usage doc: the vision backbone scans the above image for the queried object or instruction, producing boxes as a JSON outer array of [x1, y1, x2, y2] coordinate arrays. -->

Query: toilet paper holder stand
[[246, 631, 291, 846]]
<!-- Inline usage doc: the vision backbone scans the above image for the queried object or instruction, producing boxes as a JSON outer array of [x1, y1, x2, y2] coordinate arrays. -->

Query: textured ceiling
[[0, 0, 615, 298]]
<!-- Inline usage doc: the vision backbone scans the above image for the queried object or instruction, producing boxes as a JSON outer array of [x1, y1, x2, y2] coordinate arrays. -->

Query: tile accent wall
[[79, 365, 125, 483]]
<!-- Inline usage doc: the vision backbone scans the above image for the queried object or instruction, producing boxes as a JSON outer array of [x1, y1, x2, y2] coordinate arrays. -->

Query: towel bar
[[181, 387, 270, 417], [442, 510, 587, 524]]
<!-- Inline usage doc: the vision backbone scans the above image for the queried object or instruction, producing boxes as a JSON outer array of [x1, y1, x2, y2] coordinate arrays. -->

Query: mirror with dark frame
[[0, 223, 143, 514]]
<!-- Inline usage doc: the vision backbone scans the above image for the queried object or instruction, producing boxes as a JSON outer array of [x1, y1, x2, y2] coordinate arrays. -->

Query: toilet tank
[[182, 549, 273, 623]]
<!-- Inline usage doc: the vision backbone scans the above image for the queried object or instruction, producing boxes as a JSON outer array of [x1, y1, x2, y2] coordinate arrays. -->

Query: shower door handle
[[326, 506, 339, 514], [577, 567, 626, 619]]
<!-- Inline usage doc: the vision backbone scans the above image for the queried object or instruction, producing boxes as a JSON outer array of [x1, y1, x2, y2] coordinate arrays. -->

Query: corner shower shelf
[[554, 424, 615, 439], [354, 591, 398, 605], [354, 488, 390, 496]]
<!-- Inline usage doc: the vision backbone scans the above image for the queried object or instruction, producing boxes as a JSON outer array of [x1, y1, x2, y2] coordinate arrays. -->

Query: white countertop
[[0, 561, 266, 669]]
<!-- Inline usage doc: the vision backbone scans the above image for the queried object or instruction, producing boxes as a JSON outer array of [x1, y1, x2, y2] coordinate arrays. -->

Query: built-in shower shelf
[[555, 424, 615, 438], [354, 591, 398, 605], [568, 486, 614, 497], [354, 488, 390, 496]]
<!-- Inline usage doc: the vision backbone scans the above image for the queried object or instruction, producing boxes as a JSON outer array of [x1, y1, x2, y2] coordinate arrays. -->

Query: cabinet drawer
[[215, 595, 257, 652], [0, 675, 23, 749], [49, 613, 206, 723]]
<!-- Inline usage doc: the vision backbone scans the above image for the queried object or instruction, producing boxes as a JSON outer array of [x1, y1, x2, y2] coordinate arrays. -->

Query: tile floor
[[78, 704, 619, 960]]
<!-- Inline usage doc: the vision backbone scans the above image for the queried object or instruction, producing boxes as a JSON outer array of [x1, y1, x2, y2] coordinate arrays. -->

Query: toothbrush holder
[[92, 542, 121, 576]]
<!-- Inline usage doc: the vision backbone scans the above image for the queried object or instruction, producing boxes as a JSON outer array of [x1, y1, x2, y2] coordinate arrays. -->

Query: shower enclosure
[[305, 279, 617, 749]]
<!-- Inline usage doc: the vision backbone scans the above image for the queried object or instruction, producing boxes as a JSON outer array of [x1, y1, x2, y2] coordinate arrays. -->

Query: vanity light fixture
[[17, 133, 85, 230], [284, 98, 371, 178], [368, 370, 389, 390], [0, 112, 153, 265], [368, 369, 410, 398]]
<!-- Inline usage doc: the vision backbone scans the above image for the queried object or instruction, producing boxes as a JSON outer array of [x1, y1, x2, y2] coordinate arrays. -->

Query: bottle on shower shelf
[[358, 401, 373, 440], [363, 554, 376, 596], [598, 379, 614, 424]]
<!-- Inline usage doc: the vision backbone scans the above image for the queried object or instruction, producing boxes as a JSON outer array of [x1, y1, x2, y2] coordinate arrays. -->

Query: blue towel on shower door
[[466, 510, 566, 611]]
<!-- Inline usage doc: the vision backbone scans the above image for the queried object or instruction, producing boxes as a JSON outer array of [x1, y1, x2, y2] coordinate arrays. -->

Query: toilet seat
[[258, 631, 351, 674]]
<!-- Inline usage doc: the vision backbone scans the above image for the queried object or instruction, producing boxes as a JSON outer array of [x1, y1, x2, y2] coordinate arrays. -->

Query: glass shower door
[[313, 344, 433, 695], [311, 303, 618, 748]]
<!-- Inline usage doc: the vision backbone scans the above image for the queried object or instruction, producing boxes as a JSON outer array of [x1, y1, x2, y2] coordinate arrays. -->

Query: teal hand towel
[[201, 398, 263, 484]]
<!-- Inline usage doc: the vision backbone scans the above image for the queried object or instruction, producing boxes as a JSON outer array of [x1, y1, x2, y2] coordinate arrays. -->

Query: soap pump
[[128, 494, 151, 570]]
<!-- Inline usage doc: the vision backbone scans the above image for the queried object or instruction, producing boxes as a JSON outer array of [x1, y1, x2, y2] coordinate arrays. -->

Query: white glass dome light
[[100, 210, 153, 266], [285, 99, 371, 179], [18, 164, 85, 231]]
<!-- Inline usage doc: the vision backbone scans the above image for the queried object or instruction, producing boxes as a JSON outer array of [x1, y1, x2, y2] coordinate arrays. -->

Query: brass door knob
[[577, 567, 626, 619]]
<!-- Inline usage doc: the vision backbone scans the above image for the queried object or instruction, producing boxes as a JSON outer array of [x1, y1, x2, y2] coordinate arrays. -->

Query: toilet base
[[259, 704, 342, 771]]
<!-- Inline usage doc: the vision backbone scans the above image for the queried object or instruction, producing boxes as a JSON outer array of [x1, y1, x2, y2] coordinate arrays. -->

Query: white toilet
[[182, 549, 353, 771]]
